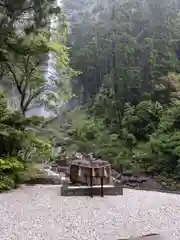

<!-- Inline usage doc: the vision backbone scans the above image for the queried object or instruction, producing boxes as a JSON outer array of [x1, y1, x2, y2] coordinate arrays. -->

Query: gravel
[[0, 185, 180, 240]]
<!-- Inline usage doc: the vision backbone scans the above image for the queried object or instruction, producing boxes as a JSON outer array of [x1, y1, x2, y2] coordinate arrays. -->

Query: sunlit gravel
[[0, 185, 179, 239]]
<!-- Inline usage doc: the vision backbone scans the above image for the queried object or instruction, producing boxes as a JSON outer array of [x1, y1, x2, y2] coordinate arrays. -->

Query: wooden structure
[[69, 158, 112, 197], [69, 159, 111, 185]]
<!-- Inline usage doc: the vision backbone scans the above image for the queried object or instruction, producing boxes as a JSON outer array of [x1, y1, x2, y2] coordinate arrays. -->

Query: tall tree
[[64, 0, 180, 117]]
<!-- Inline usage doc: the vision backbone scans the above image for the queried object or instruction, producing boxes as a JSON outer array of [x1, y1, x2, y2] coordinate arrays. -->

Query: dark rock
[[141, 178, 162, 190], [51, 166, 57, 172], [137, 176, 149, 183], [123, 171, 133, 177], [126, 182, 138, 188], [129, 176, 138, 183], [56, 159, 68, 166], [121, 176, 130, 184]]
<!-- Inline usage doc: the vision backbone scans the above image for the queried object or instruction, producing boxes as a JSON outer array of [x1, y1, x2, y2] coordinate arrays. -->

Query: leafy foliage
[[0, 0, 73, 191], [0, 0, 77, 116], [57, 0, 180, 186], [121, 101, 163, 144], [0, 91, 52, 191]]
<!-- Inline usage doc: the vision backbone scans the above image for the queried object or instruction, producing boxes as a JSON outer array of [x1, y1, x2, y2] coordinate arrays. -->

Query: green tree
[[0, 90, 52, 191], [61, 0, 180, 186], [0, 0, 76, 191], [0, 0, 76, 115]]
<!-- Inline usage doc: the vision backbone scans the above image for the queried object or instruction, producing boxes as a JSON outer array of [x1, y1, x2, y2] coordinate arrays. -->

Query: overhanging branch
[[6, 63, 22, 95], [23, 87, 46, 113]]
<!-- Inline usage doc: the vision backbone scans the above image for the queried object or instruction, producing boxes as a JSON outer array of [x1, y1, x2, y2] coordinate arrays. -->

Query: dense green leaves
[[0, 0, 76, 116], [0, 91, 52, 191], [58, 0, 180, 185], [65, 0, 180, 106], [121, 101, 163, 143], [1, 0, 180, 191], [0, 0, 75, 191]]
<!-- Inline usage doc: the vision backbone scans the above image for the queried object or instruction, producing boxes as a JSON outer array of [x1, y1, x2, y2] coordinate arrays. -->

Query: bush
[[132, 103, 180, 177], [47, 100, 180, 185], [54, 111, 132, 169], [0, 175, 15, 191], [0, 157, 25, 191], [122, 101, 163, 144], [0, 92, 52, 192]]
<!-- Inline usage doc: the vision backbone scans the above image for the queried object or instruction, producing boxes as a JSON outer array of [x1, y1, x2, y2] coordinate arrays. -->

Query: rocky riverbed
[[0, 185, 179, 239]]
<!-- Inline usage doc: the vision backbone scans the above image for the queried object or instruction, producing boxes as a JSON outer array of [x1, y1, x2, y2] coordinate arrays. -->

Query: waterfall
[[28, 0, 77, 118], [26, 0, 62, 118]]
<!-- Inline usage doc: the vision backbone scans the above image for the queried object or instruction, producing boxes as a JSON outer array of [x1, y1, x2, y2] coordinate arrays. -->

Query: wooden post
[[119, 164, 123, 180], [108, 166, 112, 184], [90, 168, 93, 198], [61, 178, 68, 196], [100, 177, 104, 197]]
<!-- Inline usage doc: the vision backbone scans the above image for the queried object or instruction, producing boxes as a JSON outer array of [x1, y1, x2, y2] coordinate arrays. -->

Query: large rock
[[141, 178, 162, 190], [137, 176, 149, 183]]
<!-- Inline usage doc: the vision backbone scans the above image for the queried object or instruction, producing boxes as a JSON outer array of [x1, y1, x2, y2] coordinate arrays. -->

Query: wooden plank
[[90, 168, 93, 197]]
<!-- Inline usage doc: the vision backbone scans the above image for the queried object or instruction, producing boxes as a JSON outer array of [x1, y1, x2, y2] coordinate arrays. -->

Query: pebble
[[0, 185, 179, 239]]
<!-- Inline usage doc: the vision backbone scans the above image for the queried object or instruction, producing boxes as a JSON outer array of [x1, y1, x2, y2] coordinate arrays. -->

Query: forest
[[59, 0, 180, 187], [1, 0, 180, 191]]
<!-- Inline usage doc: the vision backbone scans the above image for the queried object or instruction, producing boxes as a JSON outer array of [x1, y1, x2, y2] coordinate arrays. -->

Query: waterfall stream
[[27, 0, 63, 118]]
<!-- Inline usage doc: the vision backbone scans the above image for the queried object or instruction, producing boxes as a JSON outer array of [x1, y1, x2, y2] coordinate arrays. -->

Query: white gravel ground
[[0, 185, 179, 240]]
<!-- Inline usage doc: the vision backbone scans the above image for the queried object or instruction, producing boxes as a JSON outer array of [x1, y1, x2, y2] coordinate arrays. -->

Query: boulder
[[129, 176, 138, 183], [141, 178, 162, 190], [137, 176, 148, 183], [121, 176, 130, 184], [126, 182, 138, 188]]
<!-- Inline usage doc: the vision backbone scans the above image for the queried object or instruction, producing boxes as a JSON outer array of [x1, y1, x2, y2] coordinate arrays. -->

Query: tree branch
[[0, 66, 5, 81], [6, 63, 28, 114], [6, 63, 22, 95], [22, 87, 46, 114]]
